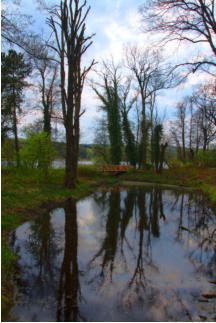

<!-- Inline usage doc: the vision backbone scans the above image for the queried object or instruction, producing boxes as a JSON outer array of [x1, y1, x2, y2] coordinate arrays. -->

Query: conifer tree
[[1, 50, 31, 166]]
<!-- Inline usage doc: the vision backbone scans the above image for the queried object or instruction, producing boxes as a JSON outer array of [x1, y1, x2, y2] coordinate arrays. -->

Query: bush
[[1, 139, 16, 168], [166, 158, 184, 169], [20, 132, 57, 176], [194, 150, 216, 168]]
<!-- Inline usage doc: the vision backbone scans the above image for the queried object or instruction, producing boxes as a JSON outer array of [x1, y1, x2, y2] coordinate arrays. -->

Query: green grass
[[1, 164, 216, 321], [122, 166, 216, 186]]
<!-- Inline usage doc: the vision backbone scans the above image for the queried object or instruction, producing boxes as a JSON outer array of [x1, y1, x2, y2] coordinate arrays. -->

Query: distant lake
[[53, 160, 93, 168], [10, 184, 216, 321]]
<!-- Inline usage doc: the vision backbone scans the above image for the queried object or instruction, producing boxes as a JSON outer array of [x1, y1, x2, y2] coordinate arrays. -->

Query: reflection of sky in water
[[11, 186, 216, 322]]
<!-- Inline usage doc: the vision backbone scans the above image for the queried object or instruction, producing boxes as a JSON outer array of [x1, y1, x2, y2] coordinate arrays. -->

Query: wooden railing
[[101, 164, 132, 175]]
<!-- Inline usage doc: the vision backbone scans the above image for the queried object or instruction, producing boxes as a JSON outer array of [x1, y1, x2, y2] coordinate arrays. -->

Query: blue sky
[[4, 0, 213, 143]]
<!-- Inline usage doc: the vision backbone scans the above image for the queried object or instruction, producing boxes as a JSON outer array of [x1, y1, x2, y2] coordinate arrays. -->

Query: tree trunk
[[159, 142, 168, 173], [141, 96, 147, 169], [43, 104, 51, 134], [203, 129, 207, 151], [13, 105, 20, 167], [182, 123, 185, 160], [65, 128, 77, 189]]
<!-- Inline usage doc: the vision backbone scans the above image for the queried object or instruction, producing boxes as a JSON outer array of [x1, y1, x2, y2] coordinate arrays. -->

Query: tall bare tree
[[47, 0, 95, 188], [125, 46, 173, 169], [193, 85, 216, 151], [140, 0, 216, 73]]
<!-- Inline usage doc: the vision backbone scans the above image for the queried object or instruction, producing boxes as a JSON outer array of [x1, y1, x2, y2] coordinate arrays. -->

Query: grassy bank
[[1, 165, 216, 320], [122, 166, 216, 206]]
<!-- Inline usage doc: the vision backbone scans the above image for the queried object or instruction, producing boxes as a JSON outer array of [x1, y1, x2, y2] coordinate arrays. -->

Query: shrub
[[194, 150, 216, 168], [1, 139, 16, 168], [166, 158, 184, 169], [20, 132, 57, 176]]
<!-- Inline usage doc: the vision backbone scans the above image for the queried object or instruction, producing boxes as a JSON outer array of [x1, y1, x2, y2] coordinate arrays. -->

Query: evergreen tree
[[1, 50, 31, 166]]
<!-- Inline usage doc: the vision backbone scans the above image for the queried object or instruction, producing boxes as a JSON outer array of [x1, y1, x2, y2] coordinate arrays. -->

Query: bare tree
[[33, 52, 61, 135], [125, 45, 173, 169], [177, 102, 187, 159], [196, 81, 216, 126], [195, 103, 216, 151], [169, 82, 216, 159], [140, 0, 216, 73], [47, 0, 95, 188], [1, 0, 48, 61]]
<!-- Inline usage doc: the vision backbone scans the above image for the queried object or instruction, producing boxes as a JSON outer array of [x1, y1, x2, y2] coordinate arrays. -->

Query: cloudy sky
[[6, 0, 212, 143]]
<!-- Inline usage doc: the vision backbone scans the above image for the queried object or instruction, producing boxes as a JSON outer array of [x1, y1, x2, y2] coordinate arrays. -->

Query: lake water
[[52, 160, 93, 168], [10, 184, 216, 321]]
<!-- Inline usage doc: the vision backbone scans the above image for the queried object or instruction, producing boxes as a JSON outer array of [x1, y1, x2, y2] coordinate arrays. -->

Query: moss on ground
[[1, 165, 216, 321]]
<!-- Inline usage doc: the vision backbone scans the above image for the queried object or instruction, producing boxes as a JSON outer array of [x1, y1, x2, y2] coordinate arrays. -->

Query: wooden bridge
[[101, 164, 132, 175]]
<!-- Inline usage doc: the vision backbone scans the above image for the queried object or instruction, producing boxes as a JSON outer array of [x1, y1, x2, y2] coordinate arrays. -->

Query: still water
[[11, 185, 216, 322]]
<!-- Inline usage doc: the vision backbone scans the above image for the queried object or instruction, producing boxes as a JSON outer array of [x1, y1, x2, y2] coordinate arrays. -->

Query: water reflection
[[57, 198, 84, 322], [12, 185, 216, 321]]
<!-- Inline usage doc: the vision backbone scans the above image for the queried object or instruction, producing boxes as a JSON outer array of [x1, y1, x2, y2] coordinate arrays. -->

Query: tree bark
[[13, 103, 20, 167]]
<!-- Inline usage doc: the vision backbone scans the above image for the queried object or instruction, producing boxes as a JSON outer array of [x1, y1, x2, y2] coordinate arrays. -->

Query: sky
[[4, 0, 213, 143]]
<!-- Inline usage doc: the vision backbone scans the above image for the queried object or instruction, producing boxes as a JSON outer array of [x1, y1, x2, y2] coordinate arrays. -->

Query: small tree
[[20, 132, 56, 177], [93, 117, 110, 164]]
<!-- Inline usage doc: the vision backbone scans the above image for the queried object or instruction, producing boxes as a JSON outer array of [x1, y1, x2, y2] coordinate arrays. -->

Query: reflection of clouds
[[77, 199, 106, 253], [13, 188, 215, 321]]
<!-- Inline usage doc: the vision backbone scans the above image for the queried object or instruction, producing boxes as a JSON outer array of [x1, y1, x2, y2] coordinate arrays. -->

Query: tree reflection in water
[[12, 185, 215, 322], [89, 191, 121, 283], [24, 210, 61, 298], [57, 198, 85, 322], [88, 187, 167, 293], [87, 186, 215, 320]]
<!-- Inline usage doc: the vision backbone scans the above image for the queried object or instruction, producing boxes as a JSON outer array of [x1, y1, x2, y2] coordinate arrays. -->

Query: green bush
[[194, 150, 216, 168], [20, 132, 57, 176], [166, 158, 184, 169], [1, 139, 16, 167]]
